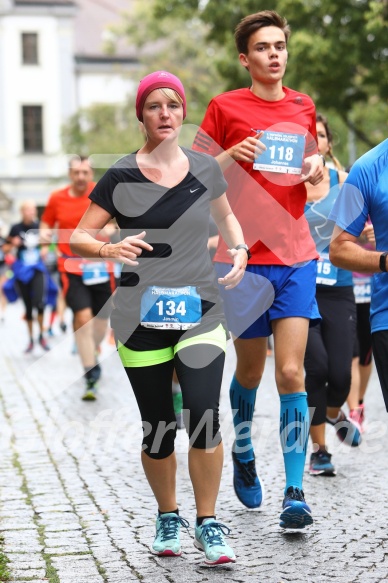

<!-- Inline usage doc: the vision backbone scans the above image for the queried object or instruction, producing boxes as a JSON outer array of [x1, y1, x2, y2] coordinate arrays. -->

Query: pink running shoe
[[24, 340, 34, 353], [349, 405, 365, 433], [38, 335, 50, 351]]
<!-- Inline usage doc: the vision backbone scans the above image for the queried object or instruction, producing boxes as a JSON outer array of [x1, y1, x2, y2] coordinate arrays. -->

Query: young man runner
[[40, 157, 115, 400], [193, 10, 324, 529]]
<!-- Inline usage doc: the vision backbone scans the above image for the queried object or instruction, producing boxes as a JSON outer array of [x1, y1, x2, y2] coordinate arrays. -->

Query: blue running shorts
[[214, 261, 320, 339]]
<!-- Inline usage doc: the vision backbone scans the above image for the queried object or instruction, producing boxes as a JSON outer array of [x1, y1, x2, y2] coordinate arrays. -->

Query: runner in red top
[[40, 156, 114, 401], [194, 87, 320, 265], [41, 180, 95, 274], [193, 10, 325, 530]]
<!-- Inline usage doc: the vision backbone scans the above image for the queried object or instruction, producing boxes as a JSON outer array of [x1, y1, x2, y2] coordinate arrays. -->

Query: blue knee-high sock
[[230, 374, 258, 462], [280, 392, 309, 493]]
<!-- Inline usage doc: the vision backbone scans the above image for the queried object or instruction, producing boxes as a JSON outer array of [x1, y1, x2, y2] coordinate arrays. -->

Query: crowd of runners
[[1, 8, 387, 568]]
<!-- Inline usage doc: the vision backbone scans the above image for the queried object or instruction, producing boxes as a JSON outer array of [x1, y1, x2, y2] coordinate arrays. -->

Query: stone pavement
[[1, 300, 388, 583]]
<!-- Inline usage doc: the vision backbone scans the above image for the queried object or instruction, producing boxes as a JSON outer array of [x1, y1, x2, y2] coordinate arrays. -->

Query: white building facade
[[0, 0, 138, 221]]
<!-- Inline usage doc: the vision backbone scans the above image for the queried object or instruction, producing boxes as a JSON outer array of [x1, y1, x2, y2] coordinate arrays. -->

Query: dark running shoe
[[309, 450, 336, 476], [232, 448, 264, 509], [82, 379, 98, 401], [280, 486, 313, 530], [326, 410, 362, 446]]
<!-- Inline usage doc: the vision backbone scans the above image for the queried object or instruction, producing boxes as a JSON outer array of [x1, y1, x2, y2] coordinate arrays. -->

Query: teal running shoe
[[152, 513, 189, 556], [279, 486, 313, 530], [194, 519, 236, 566]]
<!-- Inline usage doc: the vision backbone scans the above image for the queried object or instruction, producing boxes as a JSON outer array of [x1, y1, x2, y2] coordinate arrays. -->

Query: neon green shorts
[[117, 323, 227, 368]]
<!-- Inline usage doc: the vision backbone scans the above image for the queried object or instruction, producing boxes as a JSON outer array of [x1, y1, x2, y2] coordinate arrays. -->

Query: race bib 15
[[316, 253, 338, 286]]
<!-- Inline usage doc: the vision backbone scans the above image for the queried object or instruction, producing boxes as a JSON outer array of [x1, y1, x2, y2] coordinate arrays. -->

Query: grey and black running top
[[89, 147, 228, 343]]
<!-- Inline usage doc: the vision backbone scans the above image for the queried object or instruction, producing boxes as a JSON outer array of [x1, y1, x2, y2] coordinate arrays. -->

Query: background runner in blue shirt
[[304, 114, 361, 478], [330, 139, 388, 413]]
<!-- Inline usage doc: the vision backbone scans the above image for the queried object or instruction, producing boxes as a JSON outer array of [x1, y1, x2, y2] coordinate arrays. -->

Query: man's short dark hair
[[235, 10, 291, 54], [68, 155, 90, 169]]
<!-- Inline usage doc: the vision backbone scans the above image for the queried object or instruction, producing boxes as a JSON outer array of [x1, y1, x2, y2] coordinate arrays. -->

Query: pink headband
[[136, 71, 187, 122]]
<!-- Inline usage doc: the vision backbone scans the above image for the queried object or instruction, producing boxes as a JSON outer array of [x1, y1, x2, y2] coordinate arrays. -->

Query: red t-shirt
[[41, 183, 96, 273], [193, 87, 319, 266]]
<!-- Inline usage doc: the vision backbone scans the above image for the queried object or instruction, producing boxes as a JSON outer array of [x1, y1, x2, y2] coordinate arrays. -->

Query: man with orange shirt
[[40, 156, 115, 400]]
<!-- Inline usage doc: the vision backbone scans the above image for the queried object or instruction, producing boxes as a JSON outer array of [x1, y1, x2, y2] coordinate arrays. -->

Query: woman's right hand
[[101, 231, 153, 266]]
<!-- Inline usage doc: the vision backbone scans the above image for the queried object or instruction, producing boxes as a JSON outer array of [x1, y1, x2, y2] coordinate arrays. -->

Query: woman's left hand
[[218, 248, 247, 289]]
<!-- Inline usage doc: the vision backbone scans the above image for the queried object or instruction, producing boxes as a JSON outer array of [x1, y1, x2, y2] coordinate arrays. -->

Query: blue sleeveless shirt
[[305, 168, 352, 287]]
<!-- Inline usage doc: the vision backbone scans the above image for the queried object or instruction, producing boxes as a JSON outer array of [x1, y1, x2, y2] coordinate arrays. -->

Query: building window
[[22, 106, 43, 153], [22, 33, 38, 65]]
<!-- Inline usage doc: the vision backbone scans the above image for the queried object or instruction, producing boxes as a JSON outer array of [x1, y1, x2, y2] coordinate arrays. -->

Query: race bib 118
[[253, 130, 306, 174]]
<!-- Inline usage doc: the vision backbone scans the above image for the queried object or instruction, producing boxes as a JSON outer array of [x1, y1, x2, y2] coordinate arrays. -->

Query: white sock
[[327, 411, 343, 423]]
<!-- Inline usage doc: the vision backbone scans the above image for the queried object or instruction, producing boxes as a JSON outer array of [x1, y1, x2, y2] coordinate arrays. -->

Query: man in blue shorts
[[330, 139, 388, 412], [193, 10, 324, 529]]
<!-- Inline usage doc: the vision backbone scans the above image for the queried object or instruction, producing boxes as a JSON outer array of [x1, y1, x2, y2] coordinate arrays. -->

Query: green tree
[[106, 0, 227, 126], [61, 103, 145, 178], [62, 0, 228, 164], [62, 0, 387, 164], [152, 0, 388, 161]]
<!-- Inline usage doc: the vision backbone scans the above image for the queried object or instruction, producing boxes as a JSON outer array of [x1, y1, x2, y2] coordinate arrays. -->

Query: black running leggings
[[372, 330, 388, 411], [124, 343, 225, 459], [16, 271, 45, 321], [356, 302, 373, 366], [304, 286, 356, 426]]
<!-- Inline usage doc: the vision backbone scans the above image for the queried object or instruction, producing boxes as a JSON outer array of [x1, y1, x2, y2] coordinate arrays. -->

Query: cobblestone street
[[1, 301, 388, 582]]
